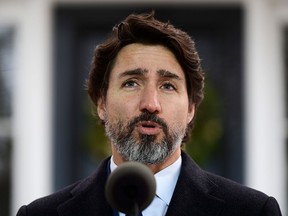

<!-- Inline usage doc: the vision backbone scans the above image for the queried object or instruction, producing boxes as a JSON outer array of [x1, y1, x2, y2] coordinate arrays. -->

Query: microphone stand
[[126, 200, 140, 216]]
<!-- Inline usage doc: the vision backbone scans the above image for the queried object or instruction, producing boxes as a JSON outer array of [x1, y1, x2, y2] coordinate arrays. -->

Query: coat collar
[[166, 151, 225, 216]]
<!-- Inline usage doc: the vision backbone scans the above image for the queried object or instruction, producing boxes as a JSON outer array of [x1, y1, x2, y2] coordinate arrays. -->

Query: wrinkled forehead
[[109, 43, 186, 80]]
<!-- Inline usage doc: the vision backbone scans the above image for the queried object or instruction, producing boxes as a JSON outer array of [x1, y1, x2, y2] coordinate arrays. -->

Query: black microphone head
[[105, 161, 156, 215]]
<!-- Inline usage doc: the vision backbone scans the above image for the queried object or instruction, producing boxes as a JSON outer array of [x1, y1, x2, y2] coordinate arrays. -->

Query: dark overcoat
[[16, 151, 282, 216]]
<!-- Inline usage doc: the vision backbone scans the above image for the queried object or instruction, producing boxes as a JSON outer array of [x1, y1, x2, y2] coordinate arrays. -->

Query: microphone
[[105, 161, 156, 216]]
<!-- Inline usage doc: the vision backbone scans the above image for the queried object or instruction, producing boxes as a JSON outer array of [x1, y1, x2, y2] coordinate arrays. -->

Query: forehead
[[110, 43, 185, 78]]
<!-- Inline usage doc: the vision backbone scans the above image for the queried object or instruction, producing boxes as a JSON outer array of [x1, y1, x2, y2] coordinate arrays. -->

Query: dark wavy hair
[[87, 11, 204, 142]]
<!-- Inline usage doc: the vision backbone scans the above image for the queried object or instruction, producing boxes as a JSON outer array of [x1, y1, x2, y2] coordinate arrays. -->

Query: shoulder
[[181, 151, 269, 200], [206, 171, 267, 201], [179, 151, 282, 215], [16, 157, 111, 216], [205, 171, 282, 215], [16, 181, 81, 216]]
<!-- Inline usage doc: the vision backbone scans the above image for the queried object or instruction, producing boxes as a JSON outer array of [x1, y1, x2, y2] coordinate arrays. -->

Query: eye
[[122, 80, 139, 88], [161, 82, 176, 91]]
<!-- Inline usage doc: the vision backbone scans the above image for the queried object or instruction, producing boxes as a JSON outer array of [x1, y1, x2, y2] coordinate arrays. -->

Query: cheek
[[106, 87, 140, 113], [165, 102, 191, 126], [105, 99, 134, 123], [171, 113, 188, 127]]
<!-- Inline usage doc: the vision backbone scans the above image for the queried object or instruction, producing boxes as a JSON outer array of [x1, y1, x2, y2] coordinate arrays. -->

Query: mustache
[[127, 112, 168, 135]]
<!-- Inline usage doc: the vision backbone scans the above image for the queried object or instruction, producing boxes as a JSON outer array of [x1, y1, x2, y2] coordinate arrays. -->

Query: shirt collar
[[154, 156, 181, 205], [110, 156, 182, 206]]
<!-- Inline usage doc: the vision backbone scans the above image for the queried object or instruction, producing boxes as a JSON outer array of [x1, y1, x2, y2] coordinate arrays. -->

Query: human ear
[[97, 97, 106, 121], [187, 103, 195, 124]]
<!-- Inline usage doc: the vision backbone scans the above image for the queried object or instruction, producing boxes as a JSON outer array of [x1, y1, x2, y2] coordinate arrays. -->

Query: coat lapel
[[57, 157, 113, 216], [166, 152, 225, 216]]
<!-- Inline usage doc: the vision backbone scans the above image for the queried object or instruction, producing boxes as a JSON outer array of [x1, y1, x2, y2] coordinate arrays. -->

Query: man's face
[[97, 43, 195, 165]]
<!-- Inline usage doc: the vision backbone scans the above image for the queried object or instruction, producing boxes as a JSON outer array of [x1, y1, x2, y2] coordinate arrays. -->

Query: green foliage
[[185, 81, 223, 165], [82, 99, 110, 160]]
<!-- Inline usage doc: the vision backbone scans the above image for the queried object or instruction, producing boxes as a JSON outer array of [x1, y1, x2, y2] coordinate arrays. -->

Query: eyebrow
[[157, 69, 183, 80], [119, 68, 148, 78], [118, 68, 183, 80]]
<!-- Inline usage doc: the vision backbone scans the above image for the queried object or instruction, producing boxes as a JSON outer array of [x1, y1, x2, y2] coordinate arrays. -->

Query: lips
[[136, 121, 162, 135]]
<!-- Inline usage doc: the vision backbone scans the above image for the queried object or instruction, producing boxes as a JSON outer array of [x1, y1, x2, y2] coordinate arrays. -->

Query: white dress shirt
[[110, 156, 182, 216]]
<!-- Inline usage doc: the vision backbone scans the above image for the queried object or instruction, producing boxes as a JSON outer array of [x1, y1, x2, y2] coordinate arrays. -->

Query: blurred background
[[0, 0, 287, 215]]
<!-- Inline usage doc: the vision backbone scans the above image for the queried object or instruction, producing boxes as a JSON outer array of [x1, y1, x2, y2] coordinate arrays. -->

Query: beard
[[104, 111, 187, 165]]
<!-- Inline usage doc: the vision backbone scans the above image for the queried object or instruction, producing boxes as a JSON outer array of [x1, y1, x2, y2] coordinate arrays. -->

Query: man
[[17, 12, 282, 216]]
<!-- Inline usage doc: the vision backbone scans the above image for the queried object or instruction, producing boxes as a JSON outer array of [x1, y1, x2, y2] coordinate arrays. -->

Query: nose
[[139, 87, 162, 114]]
